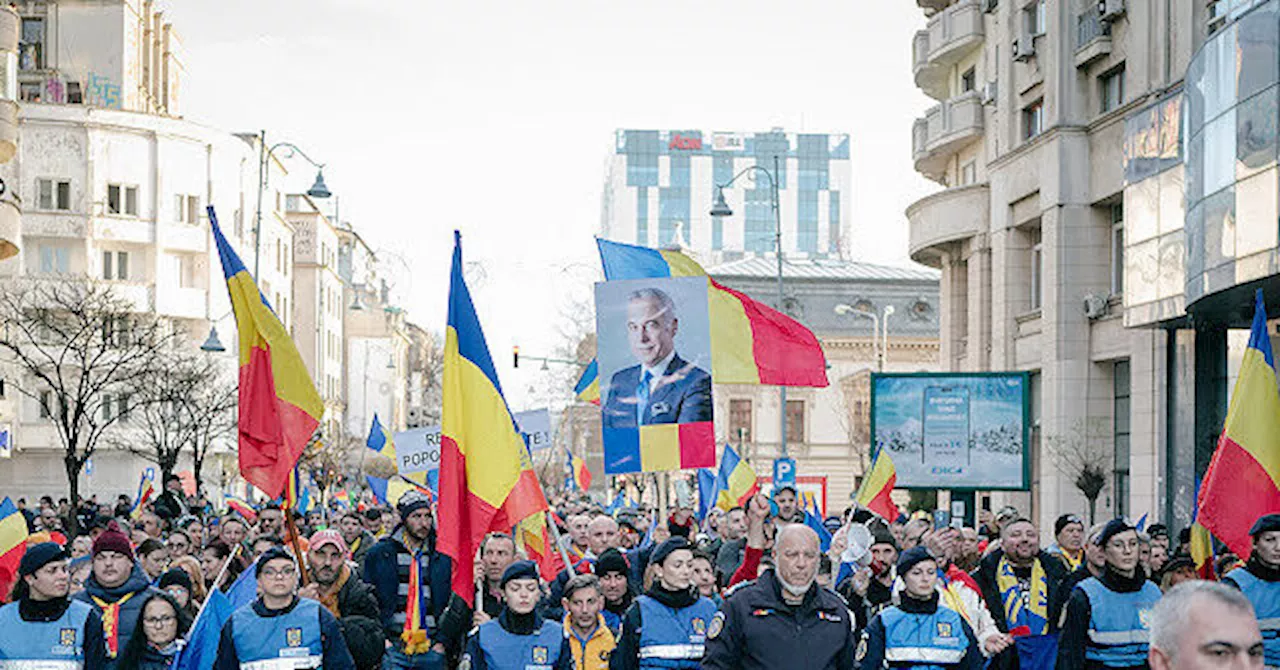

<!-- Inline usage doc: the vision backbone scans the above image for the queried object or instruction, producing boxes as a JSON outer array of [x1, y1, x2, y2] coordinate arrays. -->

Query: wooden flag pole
[[284, 508, 310, 587], [545, 510, 575, 574]]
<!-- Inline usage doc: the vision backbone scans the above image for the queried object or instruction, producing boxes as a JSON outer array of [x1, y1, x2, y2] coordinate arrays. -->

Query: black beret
[[896, 546, 935, 575], [255, 546, 297, 577], [1096, 518, 1134, 547], [1250, 514, 1280, 538], [18, 542, 67, 577], [650, 537, 691, 567], [499, 560, 539, 588]]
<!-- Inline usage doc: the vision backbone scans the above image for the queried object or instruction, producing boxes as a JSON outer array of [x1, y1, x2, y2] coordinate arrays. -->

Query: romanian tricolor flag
[[366, 475, 432, 507], [332, 488, 351, 509], [714, 444, 759, 512], [574, 361, 600, 405], [211, 207, 323, 499], [438, 232, 549, 607], [856, 449, 898, 521], [129, 471, 156, 519], [223, 493, 258, 524], [565, 448, 592, 491], [0, 497, 28, 600], [1198, 289, 1280, 559], [366, 414, 395, 459], [597, 238, 828, 387], [516, 512, 564, 582]]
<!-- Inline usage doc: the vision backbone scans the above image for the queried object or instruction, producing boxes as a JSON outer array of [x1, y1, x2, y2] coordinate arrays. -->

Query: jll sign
[[669, 134, 702, 150]]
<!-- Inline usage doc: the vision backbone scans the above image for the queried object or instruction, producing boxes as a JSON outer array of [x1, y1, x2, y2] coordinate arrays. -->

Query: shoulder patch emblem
[[707, 611, 725, 640]]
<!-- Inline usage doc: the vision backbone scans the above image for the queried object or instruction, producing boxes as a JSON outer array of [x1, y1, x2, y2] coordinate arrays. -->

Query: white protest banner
[[513, 409, 552, 451], [395, 426, 442, 475]]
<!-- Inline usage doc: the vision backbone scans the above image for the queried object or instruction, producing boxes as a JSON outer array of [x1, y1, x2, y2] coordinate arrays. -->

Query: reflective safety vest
[[880, 604, 969, 670], [230, 598, 325, 670], [636, 595, 717, 669], [0, 599, 92, 669], [1078, 577, 1162, 668], [475, 619, 565, 670], [1230, 568, 1280, 666]]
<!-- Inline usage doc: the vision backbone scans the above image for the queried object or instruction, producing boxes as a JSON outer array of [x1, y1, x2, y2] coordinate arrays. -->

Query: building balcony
[[906, 183, 989, 266], [93, 217, 153, 245], [1074, 6, 1112, 68], [917, 0, 949, 13], [107, 282, 153, 312], [156, 286, 208, 320], [913, 0, 985, 101], [912, 92, 985, 183], [159, 223, 208, 253]]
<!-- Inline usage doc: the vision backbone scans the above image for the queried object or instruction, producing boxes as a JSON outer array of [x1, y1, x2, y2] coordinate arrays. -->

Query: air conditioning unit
[[981, 81, 998, 105], [1083, 293, 1108, 320], [1099, 0, 1125, 20], [1013, 35, 1036, 61], [983, 0, 998, 12]]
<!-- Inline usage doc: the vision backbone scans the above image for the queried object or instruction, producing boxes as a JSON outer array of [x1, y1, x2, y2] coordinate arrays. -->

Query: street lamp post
[[834, 303, 881, 371], [253, 131, 332, 281], [710, 156, 789, 458], [881, 305, 896, 370]]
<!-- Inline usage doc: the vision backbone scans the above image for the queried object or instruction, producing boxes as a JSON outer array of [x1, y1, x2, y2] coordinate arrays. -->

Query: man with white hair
[[1148, 581, 1264, 670], [703, 523, 857, 669]]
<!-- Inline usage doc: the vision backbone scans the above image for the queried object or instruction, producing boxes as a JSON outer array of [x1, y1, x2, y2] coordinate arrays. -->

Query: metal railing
[[1076, 6, 1112, 51]]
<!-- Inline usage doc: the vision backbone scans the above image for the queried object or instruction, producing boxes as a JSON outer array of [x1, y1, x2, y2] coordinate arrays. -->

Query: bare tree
[[1045, 418, 1112, 524], [111, 351, 235, 494], [0, 279, 180, 533]]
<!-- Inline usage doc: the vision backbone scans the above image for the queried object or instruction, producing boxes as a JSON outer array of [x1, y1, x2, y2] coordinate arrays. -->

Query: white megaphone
[[840, 523, 875, 569]]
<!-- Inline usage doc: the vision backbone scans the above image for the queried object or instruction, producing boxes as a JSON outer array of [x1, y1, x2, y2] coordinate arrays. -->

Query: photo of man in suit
[[602, 287, 713, 428]]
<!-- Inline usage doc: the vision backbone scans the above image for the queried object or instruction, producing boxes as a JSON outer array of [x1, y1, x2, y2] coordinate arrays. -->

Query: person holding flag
[[1222, 513, 1280, 666], [359, 489, 452, 668], [0, 542, 108, 667]]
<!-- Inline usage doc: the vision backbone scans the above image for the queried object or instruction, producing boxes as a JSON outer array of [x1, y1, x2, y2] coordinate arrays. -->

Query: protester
[[201, 539, 240, 592], [562, 573, 616, 670], [169, 555, 207, 606], [1156, 554, 1198, 592], [218, 515, 249, 549], [297, 529, 385, 670], [1048, 514, 1087, 573], [339, 510, 377, 566], [704, 524, 858, 669], [771, 485, 805, 524], [690, 548, 719, 605], [72, 521, 164, 668], [152, 474, 189, 524], [594, 548, 635, 634], [974, 518, 1066, 670], [165, 528, 192, 559], [1223, 513, 1280, 666], [137, 538, 170, 582], [213, 546, 356, 669], [70, 534, 94, 559], [461, 560, 572, 670], [0, 542, 108, 667], [362, 508, 385, 538], [857, 546, 983, 670], [1056, 522, 1109, 618], [956, 526, 983, 572], [839, 522, 898, 625], [361, 490, 453, 667], [611, 537, 718, 669], [1057, 519, 1163, 670], [116, 590, 191, 670], [1149, 581, 1265, 670], [470, 532, 518, 622]]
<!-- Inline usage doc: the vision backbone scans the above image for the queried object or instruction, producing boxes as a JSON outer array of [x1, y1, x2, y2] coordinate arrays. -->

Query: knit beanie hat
[[594, 548, 630, 577], [91, 521, 134, 560], [158, 567, 192, 592], [1054, 514, 1084, 537]]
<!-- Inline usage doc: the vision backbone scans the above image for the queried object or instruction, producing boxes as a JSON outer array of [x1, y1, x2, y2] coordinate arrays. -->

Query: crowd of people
[[0, 474, 1278, 670]]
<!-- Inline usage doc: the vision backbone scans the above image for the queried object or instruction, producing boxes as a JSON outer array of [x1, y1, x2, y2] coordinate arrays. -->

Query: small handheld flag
[[856, 450, 898, 521], [366, 414, 395, 459]]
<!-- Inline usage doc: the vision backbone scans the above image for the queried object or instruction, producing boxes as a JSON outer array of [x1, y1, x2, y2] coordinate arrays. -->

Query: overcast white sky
[[165, 0, 938, 408]]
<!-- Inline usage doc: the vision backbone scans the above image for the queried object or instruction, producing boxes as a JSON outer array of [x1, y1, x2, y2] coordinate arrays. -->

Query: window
[[1100, 66, 1125, 113], [961, 67, 977, 93], [1022, 100, 1044, 140], [1109, 203, 1124, 295], [19, 81, 40, 103], [101, 394, 131, 423], [1029, 226, 1043, 310], [178, 255, 199, 288], [18, 18, 43, 71], [729, 399, 753, 443], [960, 162, 977, 186], [1025, 0, 1046, 35], [107, 185, 138, 216], [66, 82, 82, 104], [38, 244, 69, 275], [175, 194, 200, 224], [101, 251, 129, 281], [37, 179, 71, 211], [275, 239, 282, 272], [785, 399, 806, 444], [1113, 360, 1131, 517]]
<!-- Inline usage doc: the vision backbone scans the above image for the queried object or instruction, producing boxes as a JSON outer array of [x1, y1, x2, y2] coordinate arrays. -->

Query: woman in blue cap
[[858, 546, 983, 670], [610, 536, 719, 670], [461, 560, 572, 670]]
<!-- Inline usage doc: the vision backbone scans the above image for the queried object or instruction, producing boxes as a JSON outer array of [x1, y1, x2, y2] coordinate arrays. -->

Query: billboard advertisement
[[871, 372, 1029, 490]]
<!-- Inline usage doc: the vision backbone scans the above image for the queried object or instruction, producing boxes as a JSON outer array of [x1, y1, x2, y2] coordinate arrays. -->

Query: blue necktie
[[636, 370, 653, 425]]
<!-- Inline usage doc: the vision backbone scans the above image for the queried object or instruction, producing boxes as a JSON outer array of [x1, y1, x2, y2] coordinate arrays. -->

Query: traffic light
[[513, 345, 520, 368]]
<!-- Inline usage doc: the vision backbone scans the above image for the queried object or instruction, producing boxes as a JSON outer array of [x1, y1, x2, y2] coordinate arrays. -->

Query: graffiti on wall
[[86, 72, 120, 109]]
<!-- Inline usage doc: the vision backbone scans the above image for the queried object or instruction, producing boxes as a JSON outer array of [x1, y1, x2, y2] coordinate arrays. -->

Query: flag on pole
[[171, 589, 231, 670], [573, 361, 601, 405], [438, 231, 549, 608], [129, 471, 156, 519], [697, 468, 718, 521], [366, 475, 432, 507], [366, 414, 396, 459], [1190, 474, 1217, 580], [856, 450, 898, 521], [804, 495, 833, 552], [516, 513, 564, 582], [596, 238, 828, 387], [332, 488, 351, 509], [222, 493, 258, 524], [565, 448, 592, 491], [714, 444, 759, 511], [1197, 289, 1280, 559], [210, 206, 322, 499], [0, 497, 29, 600]]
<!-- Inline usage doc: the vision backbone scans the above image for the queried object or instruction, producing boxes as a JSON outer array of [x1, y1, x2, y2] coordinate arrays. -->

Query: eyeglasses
[[260, 567, 296, 580], [143, 615, 176, 626]]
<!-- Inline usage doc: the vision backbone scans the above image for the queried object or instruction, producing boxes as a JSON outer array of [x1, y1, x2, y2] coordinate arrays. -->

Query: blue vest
[[602, 608, 623, 636], [1231, 568, 1280, 665], [1078, 577, 1162, 667], [475, 619, 564, 670], [636, 594, 717, 669], [230, 598, 324, 670], [0, 599, 92, 668], [880, 604, 969, 670]]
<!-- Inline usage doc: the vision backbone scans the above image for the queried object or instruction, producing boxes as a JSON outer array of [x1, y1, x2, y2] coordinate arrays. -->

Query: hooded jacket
[[72, 562, 164, 670]]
